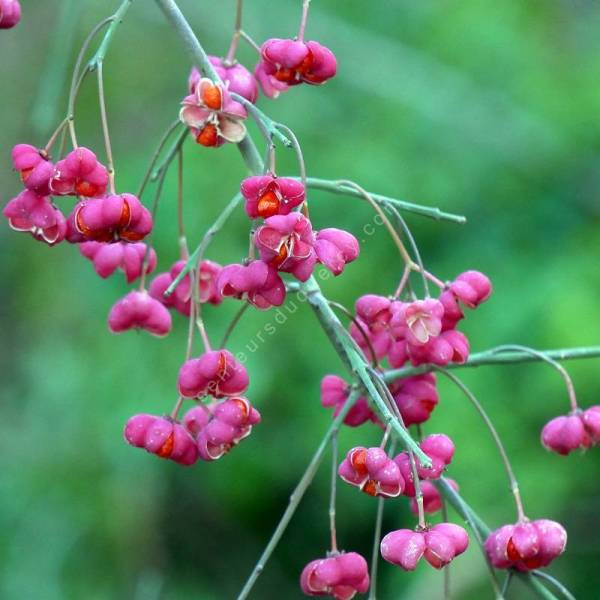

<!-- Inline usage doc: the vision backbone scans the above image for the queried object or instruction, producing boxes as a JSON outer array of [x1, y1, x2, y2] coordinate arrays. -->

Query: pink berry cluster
[[216, 179, 359, 310], [180, 35, 336, 146], [330, 434, 467, 580], [124, 351, 259, 466], [485, 519, 567, 571], [0, 0, 20, 29], [3, 143, 178, 339], [541, 406, 600, 455], [350, 271, 491, 369], [319, 272, 491, 433], [300, 553, 369, 600], [338, 434, 454, 501], [381, 523, 469, 571]]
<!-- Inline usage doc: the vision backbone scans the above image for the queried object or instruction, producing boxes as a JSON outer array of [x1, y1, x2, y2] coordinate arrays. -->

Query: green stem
[[66, 17, 113, 147], [138, 127, 188, 290], [230, 92, 292, 148], [65, 0, 134, 148], [219, 303, 250, 349], [368, 439, 395, 600], [137, 120, 183, 198], [329, 431, 338, 553], [276, 124, 307, 189], [304, 177, 467, 224], [300, 276, 431, 467], [154, 0, 220, 81], [224, 0, 243, 65], [150, 127, 189, 183], [89, 0, 135, 70], [164, 193, 243, 297], [234, 136, 263, 175], [438, 369, 526, 522], [384, 345, 600, 382], [501, 573, 513, 597], [236, 392, 361, 600], [96, 62, 116, 193], [490, 345, 578, 412], [531, 571, 576, 600]]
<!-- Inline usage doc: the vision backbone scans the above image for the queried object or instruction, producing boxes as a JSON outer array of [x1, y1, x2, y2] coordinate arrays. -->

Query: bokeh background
[[1, 1, 599, 598]]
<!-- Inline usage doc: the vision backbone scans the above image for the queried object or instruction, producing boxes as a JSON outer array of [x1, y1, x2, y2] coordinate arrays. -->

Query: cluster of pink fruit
[[180, 40, 336, 147], [218, 175, 359, 309], [124, 349, 259, 465], [542, 405, 600, 455], [319, 270, 491, 432], [350, 270, 491, 369], [328, 435, 471, 578], [0, 0, 20, 29], [3, 145, 137, 246], [338, 435, 455, 499]]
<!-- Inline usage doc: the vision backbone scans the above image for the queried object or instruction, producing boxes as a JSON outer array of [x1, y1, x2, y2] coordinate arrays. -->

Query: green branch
[[304, 177, 467, 224], [89, 0, 134, 71], [384, 345, 600, 382]]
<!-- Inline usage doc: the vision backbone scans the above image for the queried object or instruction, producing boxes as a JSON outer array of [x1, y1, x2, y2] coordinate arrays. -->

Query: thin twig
[[383, 345, 600, 382], [383, 202, 430, 297], [501, 573, 513, 597], [368, 438, 395, 600], [96, 62, 116, 194], [304, 177, 467, 224], [138, 128, 188, 291], [438, 368, 526, 522], [531, 571, 576, 600], [230, 92, 292, 148], [220, 303, 250, 349], [177, 146, 188, 259], [490, 345, 578, 412], [240, 30, 261, 54], [224, 0, 243, 64], [236, 392, 361, 600], [66, 17, 113, 147], [337, 179, 415, 267], [329, 431, 338, 553], [137, 120, 183, 198], [441, 497, 451, 600], [298, 0, 311, 41], [276, 124, 306, 187]]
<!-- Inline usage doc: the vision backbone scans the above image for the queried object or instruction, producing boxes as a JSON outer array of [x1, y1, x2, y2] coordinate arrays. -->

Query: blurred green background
[[1, 1, 599, 598]]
